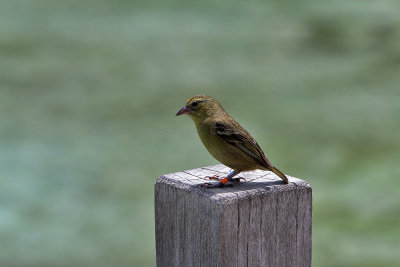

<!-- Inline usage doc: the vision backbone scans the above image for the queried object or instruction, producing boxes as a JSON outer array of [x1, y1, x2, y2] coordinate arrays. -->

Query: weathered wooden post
[[155, 164, 312, 267]]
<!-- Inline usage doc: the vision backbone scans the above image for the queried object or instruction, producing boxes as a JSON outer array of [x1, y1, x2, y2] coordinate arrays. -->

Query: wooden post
[[155, 164, 312, 267]]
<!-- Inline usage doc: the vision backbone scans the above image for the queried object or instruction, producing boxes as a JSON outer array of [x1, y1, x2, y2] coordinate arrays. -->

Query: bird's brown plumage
[[176, 95, 288, 184]]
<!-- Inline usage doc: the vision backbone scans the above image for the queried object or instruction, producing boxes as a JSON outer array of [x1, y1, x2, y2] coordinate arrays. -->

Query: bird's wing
[[213, 121, 274, 168]]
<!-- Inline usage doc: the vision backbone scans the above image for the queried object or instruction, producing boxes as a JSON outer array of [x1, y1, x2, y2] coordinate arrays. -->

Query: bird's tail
[[270, 166, 289, 184]]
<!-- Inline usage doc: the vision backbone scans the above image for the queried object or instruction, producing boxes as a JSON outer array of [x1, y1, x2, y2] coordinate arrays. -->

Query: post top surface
[[157, 164, 310, 204]]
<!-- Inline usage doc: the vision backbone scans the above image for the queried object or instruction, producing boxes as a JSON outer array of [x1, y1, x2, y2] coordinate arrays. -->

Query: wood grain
[[155, 164, 312, 267]]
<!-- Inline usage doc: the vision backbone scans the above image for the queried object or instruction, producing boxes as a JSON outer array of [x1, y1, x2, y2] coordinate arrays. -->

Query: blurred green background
[[1, 0, 399, 266]]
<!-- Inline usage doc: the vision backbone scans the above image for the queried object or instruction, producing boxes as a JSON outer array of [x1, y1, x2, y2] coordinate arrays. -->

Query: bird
[[176, 95, 289, 188]]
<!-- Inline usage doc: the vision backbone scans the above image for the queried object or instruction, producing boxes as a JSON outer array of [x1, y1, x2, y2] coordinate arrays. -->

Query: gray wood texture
[[155, 164, 312, 267]]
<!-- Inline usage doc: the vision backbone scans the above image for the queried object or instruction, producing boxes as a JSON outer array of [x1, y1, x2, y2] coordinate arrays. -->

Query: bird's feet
[[204, 175, 221, 181], [197, 175, 246, 188], [197, 181, 230, 188], [197, 175, 230, 188]]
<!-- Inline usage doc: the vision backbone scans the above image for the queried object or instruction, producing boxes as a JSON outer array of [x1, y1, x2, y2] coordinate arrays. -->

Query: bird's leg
[[197, 170, 241, 188], [226, 170, 245, 184], [226, 170, 239, 181]]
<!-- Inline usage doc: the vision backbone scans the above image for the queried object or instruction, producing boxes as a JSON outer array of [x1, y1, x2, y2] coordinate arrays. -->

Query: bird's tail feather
[[270, 166, 289, 184]]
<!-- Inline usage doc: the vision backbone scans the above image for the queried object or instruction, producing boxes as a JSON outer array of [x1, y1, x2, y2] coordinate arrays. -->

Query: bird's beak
[[176, 106, 190, 116]]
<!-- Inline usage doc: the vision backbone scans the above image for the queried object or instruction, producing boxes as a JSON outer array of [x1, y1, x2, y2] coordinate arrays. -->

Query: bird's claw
[[204, 175, 220, 181], [197, 175, 244, 188]]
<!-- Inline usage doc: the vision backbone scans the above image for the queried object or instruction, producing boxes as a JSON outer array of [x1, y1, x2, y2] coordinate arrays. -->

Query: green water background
[[1, 1, 399, 266]]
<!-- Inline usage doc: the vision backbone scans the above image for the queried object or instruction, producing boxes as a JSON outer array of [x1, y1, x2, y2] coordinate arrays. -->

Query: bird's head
[[176, 95, 224, 121]]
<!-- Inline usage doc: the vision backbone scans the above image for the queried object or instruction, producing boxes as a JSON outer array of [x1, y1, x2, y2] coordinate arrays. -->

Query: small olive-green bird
[[176, 95, 289, 188]]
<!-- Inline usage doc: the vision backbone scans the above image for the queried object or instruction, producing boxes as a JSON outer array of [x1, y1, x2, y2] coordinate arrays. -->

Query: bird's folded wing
[[214, 121, 273, 167]]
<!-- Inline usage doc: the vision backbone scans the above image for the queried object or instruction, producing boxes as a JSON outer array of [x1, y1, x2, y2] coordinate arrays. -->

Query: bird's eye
[[191, 101, 199, 108]]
